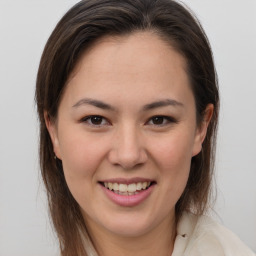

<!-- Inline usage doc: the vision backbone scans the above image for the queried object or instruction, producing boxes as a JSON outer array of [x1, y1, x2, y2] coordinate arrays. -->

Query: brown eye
[[151, 116, 164, 125], [147, 116, 177, 126], [90, 116, 104, 125], [82, 115, 110, 126]]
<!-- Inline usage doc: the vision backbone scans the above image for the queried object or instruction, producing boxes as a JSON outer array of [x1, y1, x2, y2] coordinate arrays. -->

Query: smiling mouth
[[99, 181, 155, 196]]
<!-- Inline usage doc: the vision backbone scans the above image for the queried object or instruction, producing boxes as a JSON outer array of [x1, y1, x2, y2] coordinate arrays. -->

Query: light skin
[[45, 32, 213, 256]]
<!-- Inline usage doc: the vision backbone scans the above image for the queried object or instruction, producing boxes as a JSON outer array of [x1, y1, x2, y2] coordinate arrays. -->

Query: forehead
[[63, 31, 193, 108], [70, 32, 187, 81]]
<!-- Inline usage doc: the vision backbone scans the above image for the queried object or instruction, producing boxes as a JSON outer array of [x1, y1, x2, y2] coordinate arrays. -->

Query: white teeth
[[127, 183, 137, 193], [103, 181, 152, 193], [113, 183, 119, 191], [119, 184, 127, 192], [136, 182, 142, 190], [108, 182, 113, 190], [142, 182, 147, 189]]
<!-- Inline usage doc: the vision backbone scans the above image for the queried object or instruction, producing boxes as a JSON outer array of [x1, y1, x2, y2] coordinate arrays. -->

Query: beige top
[[172, 212, 255, 256], [82, 211, 255, 256]]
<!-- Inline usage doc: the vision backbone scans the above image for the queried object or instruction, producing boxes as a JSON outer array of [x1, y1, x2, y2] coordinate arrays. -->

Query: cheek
[[150, 131, 195, 198], [152, 131, 195, 173], [58, 129, 108, 180], [57, 129, 111, 209], [145, 133, 193, 219]]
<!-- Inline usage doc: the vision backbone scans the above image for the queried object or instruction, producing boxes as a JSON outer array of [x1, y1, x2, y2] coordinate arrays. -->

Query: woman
[[35, 0, 255, 255]]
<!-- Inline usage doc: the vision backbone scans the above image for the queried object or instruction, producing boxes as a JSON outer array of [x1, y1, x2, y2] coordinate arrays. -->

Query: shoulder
[[172, 212, 255, 256]]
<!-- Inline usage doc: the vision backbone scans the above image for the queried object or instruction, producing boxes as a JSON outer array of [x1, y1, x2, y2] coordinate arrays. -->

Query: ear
[[44, 111, 62, 160], [192, 104, 214, 156]]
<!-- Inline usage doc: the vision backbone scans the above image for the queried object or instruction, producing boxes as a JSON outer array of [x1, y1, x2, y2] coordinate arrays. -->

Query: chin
[[97, 211, 163, 238], [106, 221, 153, 237]]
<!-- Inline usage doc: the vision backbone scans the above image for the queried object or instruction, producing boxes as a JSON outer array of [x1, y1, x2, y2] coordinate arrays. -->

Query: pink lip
[[99, 183, 155, 207]]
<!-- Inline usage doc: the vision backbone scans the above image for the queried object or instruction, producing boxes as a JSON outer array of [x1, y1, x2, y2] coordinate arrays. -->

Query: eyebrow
[[72, 98, 116, 111], [142, 99, 184, 111], [72, 98, 184, 111]]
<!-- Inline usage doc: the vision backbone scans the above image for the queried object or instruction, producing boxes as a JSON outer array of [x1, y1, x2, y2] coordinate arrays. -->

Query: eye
[[81, 115, 110, 126], [147, 116, 177, 126]]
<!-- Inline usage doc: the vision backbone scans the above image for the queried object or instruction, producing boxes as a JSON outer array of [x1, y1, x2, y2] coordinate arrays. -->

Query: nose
[[108, 125, 148, 170]]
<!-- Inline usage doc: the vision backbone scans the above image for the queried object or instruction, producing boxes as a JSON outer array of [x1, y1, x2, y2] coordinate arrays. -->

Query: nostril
[[108, 147, 148, 169]]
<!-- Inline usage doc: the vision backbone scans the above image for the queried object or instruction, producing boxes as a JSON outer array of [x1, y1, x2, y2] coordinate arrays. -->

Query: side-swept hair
[[35, 0, 219, 255]]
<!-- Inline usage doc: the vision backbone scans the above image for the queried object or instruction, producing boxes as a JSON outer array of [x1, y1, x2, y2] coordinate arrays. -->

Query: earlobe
[[192, 104, 214, 156], [44, 111, 62, 159]]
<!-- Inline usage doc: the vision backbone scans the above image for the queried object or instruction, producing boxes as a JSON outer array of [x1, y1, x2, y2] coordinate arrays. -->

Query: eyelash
[[81, 115, 110, 127], [80, 115, 177, 127], [146, 116, 177, 126]]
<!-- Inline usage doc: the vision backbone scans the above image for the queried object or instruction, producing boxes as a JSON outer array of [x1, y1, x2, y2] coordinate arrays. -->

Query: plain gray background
[[0, 1, 255, 255]]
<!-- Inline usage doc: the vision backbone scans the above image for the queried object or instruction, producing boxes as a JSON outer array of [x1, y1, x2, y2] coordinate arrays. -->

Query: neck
[[85, 214, 176, 256]]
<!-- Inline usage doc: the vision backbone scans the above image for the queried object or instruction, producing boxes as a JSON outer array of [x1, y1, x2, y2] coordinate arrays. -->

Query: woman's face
[[47, 32, 210, 238]]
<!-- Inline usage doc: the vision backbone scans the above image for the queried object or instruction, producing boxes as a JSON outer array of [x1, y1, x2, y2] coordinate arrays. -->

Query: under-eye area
[[99, 181, 156, 196]]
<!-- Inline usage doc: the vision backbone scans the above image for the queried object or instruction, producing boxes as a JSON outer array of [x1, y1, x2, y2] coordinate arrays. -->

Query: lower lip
[[100, 184, 155, 207]]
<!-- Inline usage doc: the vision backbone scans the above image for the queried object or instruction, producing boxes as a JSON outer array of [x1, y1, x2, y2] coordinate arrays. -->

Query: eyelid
[[146, 115, 178, 126], [79, 115, 177, 127], [80, 115, 111, 127]]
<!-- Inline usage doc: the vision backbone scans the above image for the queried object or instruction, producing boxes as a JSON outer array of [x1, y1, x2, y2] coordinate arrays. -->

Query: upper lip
[[99, 177, 155, 185]]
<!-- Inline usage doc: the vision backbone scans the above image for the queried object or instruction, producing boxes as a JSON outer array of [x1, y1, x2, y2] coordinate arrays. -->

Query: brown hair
[[35, 0, 219, 255]]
